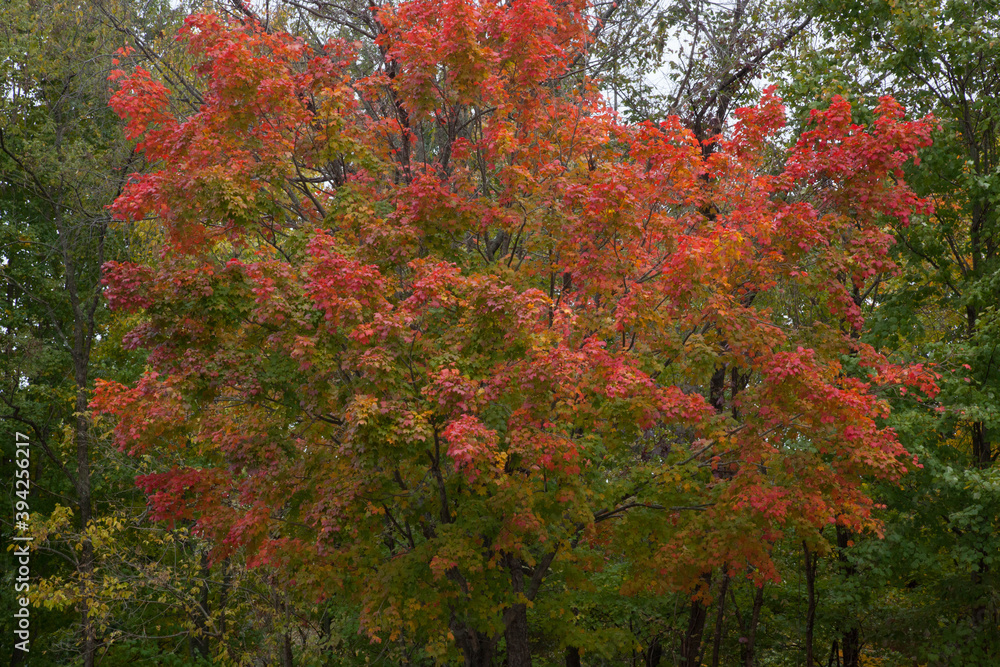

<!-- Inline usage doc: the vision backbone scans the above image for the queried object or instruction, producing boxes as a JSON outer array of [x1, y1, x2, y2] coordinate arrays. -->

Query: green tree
[[0, 1, 202, 664], [775, 0, 1000, 662]]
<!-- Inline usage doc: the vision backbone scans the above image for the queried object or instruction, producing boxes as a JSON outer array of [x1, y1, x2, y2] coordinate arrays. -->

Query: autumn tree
[[93, 2, 937, 664]]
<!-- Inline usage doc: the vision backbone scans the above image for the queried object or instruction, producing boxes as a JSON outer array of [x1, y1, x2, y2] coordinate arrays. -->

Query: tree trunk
[[693, 348, 727, 667], [452, 621, 496, 667], [505, 603, 531, 667], [971, 421, 992, 468], [803, 542, 818, 667], [282, 632, 294, 667], [191, 550, 211, 660], [565, 646, 581, 667], [505, 557, 532, 667], [711, 573, 730, 667], [645, 636, 663, 666], [74, 386, 96, 667], [681, 593, 710, 667], [828, 639, 840, 667], [840, 629, 860, 667], [219, 558, 231, 654], [60, 189, 102, 667], [836, 526, 860, 667], [741, 584, 765, 667]]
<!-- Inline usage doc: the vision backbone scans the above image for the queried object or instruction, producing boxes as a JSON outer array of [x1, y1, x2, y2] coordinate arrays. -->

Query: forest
[[1, 0, 998, 665]]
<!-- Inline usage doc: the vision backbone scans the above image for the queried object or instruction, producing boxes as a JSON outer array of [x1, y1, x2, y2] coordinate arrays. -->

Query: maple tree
[[89, 1, 939, 663]]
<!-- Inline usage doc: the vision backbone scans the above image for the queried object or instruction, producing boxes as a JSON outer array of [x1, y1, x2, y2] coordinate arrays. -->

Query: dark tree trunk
[[76, 402, 96, 667], [840, 629, 860, 667], [74, 377, 96, 667], [836, 526, 861, 667], [190, 550, 211, 660], [803, 542, 818, 666], [60, 192, 103, 667], [645, 636, 663, 666], [505, 603, 531, 667], [219, 558, 231, 654], [971, 421, 992, 468], [452, 622, 496, 667], [565, 646, 581, 667], [828, 639, 840, 667], [282, 632, 294, 667], [319, 604, 334, 666], [505, 557, 532, 667], [681, 595, 710, 667], [741, 584, 765, 667], [711, 573, 730, 667], [710, 365, 728, 413]]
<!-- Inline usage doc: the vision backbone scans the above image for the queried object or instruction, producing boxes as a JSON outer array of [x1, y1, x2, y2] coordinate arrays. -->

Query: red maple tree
[[94, 3, 937, 662]]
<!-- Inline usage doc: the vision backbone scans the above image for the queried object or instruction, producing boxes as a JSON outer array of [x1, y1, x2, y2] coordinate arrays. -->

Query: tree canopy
[[2, 0, 998, 665]]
